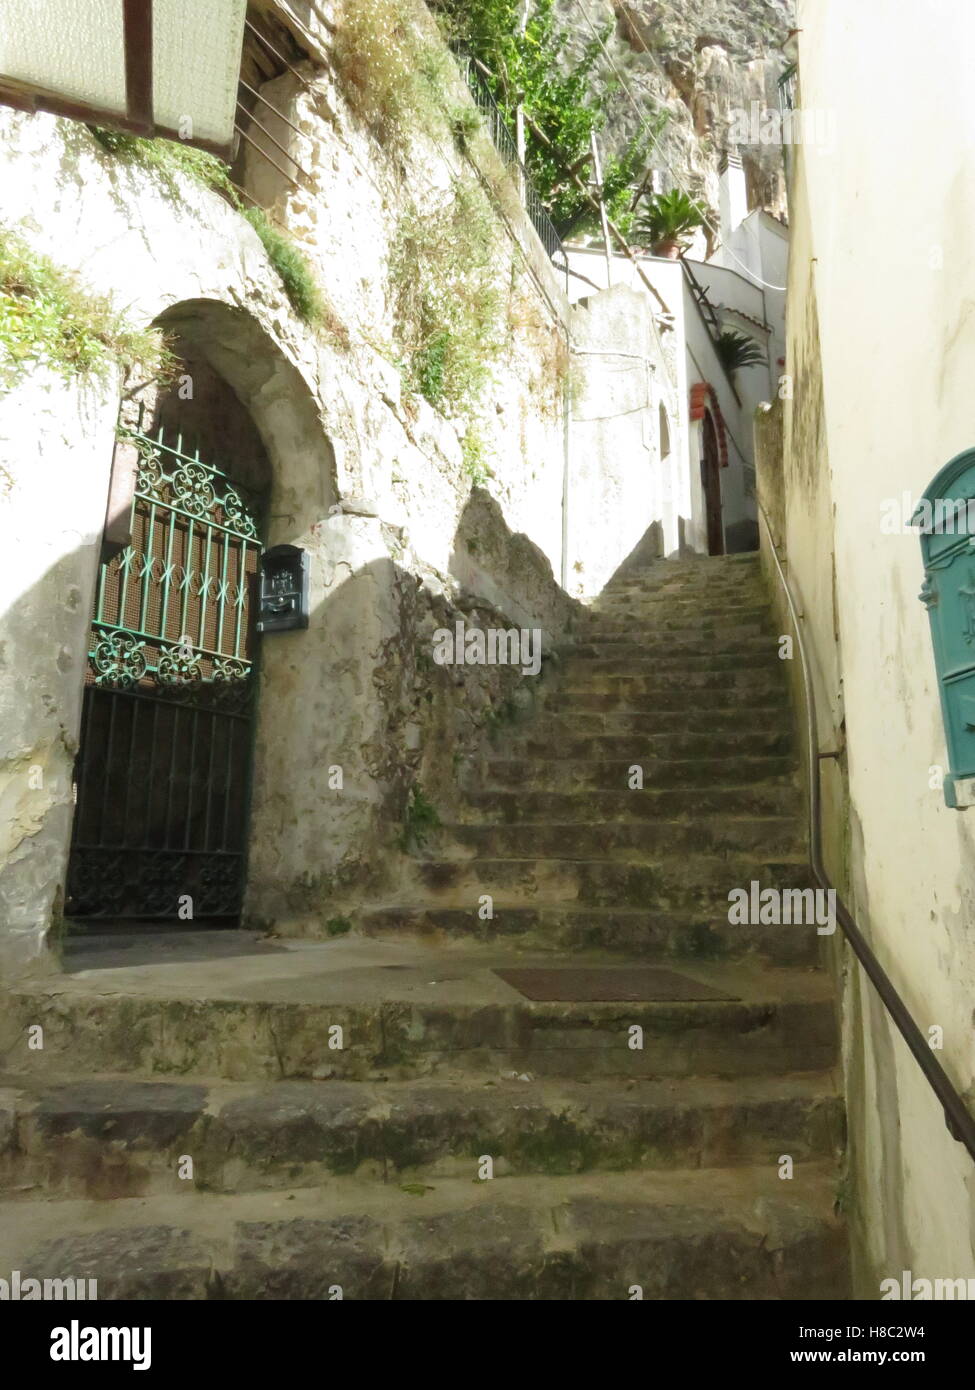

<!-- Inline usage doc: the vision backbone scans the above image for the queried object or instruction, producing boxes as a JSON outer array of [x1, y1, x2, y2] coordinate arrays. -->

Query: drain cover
[[493, 967, 737, 1002]]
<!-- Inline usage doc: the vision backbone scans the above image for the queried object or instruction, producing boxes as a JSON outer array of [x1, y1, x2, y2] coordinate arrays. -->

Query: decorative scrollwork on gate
[[157, 642, 204, 693], [222, 488, 258, 539], [171, 462, 217, 517], [91, 630, 148, 688]]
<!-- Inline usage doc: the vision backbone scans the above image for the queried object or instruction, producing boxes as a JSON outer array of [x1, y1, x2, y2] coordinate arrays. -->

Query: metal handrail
[[758, 500, 975, 1161]]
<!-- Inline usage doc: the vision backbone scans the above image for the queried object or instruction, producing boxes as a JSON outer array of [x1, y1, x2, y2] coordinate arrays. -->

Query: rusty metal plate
[[493, 967, 737, 1002]]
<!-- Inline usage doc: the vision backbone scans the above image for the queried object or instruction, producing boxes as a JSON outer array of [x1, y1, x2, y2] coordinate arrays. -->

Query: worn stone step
[[546, 687, 789, 713], [564, 636, 777, 659], [560, 653, 781, 677], [0, 1162, 848, 1299], [523, 707, 794, 736], [553, 670, 786, 696], [577, 616, 771, 639], [492, 731, 795, 760], [430, 816, 802, 860], [473, 757, 795, 792], [407, 853, 814, 911], [0, 1072, 843, 1201], [2, 947, 835, 1082], [608, 568, 763, 590], [586, 592, 769, 613], [359, 904, 821, 966], [596, 586, 767, 609]]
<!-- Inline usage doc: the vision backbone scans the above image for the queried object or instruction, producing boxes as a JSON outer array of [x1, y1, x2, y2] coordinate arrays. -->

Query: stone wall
[[0, 0, 677, 974]]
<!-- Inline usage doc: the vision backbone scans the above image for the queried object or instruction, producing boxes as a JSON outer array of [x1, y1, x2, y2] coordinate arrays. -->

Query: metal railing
[[452, 50, 567, 269], [758, 500, 975, 1162]]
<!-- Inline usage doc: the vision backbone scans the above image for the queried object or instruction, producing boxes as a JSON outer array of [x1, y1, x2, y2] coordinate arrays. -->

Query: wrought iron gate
[[66, 420, 264, 921]]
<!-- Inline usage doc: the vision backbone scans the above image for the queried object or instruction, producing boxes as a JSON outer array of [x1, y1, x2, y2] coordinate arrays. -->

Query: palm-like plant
[[714, 329, 768, 375], [635, 189, 708, 257]]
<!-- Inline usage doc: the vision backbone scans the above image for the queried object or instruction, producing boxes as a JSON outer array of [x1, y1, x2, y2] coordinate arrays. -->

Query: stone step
[[586, 592, 767, 614], [564, 636, 777, 659], [2, 951, 836, 1082], [524, 707, 793, 735], [596, 585, 768, 609], [585, 593, 769, 614], [429, 817, 802, 860], [492, 731, 795, 760], [407, 853, 814, 911], [0, 1072, 844, 1201], [552, 670, 787, 696], [473, 756, 795, 792], [576, 616, 771, 638], [560, 652, 781, 675], [605, 565, 762, 587], [546, 688, 789, 713], [0, 1162, 848, 1299], [359, 904, 821, 966]]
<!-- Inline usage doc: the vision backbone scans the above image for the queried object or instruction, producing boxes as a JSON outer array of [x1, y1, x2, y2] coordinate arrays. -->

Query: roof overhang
[[0, 0, 247, 160]]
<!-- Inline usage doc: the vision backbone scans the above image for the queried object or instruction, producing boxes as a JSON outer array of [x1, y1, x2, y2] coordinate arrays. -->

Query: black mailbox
[[257, 545, 309, 633]]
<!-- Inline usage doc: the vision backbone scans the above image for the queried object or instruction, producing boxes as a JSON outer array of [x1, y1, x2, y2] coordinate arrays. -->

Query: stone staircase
[[0, 553, 849, 1299]]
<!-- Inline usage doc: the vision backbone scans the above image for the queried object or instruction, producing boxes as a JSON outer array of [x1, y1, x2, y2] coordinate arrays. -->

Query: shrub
[[389, 180, 504, 412], [0, 225, 167, 390]]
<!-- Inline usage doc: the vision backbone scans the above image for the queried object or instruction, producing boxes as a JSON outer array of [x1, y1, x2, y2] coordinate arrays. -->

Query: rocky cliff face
[[562, 0, 795, 239]]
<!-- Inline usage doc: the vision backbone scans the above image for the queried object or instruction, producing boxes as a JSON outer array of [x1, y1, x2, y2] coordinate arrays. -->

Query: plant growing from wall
[[0, 225, 168, 391], [461, 424, 494, 485], [389, 179, 504, 412], [334, 0, 459, 150], [398, 785, 442, 851], [634, 188, 708, 257], [714, 329, 767, 376], [87, 128, 328, 329]]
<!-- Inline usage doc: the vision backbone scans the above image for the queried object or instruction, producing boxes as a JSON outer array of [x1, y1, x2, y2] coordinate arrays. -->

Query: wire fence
[[452, 51, 567, 270]]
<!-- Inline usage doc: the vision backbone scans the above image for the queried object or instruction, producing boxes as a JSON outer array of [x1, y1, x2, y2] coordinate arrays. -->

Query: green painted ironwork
[[914, 447, 975, 809], [67, 415, 264, 920]]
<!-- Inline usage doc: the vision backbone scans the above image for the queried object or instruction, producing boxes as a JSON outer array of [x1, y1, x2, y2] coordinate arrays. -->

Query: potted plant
[[635, 189, 708, 258]]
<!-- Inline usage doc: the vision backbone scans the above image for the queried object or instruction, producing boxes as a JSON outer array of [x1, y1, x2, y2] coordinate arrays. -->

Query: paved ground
[[52, 928, 828, 1007]]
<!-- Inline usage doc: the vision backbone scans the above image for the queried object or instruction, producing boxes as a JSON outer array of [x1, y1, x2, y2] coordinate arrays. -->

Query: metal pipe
[[235, 100, 313, 182], [233, 122, 301, 190], [757, 500, 975, 1161], [244, 17, 315, 89], [238, 78, 307, 140]]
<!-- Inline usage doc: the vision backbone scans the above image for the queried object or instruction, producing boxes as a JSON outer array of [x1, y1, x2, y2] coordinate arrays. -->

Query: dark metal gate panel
[[66, 421, 263, 921]]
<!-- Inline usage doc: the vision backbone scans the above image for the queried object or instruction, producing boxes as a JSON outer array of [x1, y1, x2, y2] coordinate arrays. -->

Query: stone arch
[[61, 297, 343, 929], [152, 299, 338, 532]]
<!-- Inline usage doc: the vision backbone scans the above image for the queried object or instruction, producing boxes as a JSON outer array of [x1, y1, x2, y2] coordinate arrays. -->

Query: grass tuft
[[0, 225, 168, 390]]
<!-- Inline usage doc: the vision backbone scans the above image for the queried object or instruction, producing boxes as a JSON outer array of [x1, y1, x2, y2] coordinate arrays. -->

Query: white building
[[565, 150, 789, 558]]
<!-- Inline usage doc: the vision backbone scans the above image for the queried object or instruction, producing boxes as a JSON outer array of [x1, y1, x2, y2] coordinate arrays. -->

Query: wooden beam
[[123, 0, 154, 133]]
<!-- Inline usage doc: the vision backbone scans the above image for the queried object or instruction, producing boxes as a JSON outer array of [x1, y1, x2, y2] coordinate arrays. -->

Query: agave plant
[[714, 329, 768, 375], [635, 189, 708, 257]]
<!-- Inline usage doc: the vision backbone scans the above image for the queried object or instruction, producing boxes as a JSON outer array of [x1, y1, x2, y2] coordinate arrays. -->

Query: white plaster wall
[[780, 0, 975, 1289], [0, 369, 121, 976]]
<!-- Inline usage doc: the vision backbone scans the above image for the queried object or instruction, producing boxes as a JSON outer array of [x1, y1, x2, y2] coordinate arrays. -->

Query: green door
[[66, 413, 264, 922]]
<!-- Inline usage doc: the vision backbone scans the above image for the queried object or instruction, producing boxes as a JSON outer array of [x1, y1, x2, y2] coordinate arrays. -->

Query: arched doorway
[[701, 408, 724, 556], [65, 350, 271, 925]]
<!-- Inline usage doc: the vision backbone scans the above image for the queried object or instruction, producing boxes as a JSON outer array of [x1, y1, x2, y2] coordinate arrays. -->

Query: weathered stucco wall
[[764, 0, 975, 1295], [0, 0, 677, 973]]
